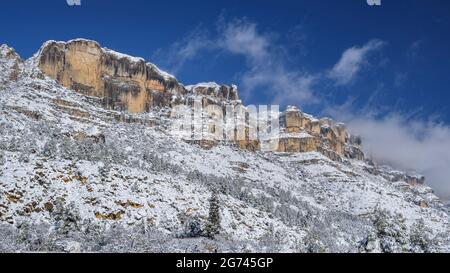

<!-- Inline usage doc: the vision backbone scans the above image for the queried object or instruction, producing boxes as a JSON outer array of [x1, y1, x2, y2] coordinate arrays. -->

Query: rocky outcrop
[[277, 135, 319, 153], [35, 40, 367, 159], [185, 83, 239, 102], [275, 106, 362, 161], [37, 40, 243, 114], [37, 39, 187, 113], [0, 45, 23, 84]]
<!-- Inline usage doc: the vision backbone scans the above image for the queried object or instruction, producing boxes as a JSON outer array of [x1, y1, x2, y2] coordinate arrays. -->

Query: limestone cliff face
[[38, 39, 187, 113], [277, 106, 364, 160], [37, 40, 242, 114], [35, 39, 363, 160], [186, 83, 239, 102]]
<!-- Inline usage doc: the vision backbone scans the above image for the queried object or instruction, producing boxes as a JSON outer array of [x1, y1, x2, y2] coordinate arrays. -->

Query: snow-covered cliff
[[0, 41, 448, 253]]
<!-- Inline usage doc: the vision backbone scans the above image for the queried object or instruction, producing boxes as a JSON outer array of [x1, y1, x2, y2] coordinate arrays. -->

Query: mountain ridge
[[0, 40, 448, 253]]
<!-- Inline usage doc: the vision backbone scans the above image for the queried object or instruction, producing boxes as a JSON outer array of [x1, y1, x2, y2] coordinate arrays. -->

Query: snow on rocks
[[0, 42, 448, 253]]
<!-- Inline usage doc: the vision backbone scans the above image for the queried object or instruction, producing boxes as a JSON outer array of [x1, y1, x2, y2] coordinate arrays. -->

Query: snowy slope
[[0, 43, 448, 253]]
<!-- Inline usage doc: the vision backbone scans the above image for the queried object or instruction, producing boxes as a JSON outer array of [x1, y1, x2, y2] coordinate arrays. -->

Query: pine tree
[[52, 200, 81, 235], [206, 190, 221, 238]]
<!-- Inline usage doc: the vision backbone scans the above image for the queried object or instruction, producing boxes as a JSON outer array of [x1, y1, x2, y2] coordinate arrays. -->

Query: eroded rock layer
[[38, 39, 187, 113], [276, 106, 364, 160], [36, 40, 363, 160]]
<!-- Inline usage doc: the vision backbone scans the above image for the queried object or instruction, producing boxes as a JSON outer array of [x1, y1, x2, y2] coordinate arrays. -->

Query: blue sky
[[1, 0, 450, 199], [0, 1, 449, 118]]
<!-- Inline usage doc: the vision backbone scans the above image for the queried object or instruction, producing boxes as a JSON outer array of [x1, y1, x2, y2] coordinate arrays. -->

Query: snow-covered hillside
[[0, 43, 448, 253]]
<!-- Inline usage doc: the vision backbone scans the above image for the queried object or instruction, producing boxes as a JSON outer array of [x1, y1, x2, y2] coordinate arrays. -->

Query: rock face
[[186, 82, 239, 102], [38, 39, 187, 113], [276, 106, 364, 161], [37, 40, 362, 160], [37, 40, 243, 114]]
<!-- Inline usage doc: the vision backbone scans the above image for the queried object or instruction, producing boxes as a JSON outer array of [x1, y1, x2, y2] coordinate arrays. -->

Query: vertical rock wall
[[36, 40, 365, 160], [38, 39, 184, 113]]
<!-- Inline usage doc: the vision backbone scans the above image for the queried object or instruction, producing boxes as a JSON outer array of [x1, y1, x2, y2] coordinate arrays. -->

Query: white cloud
[[153, 17, 317, 106], [328, 39, 386, 85], [330, 107, 450, 200], [406, 39, 424, 61], [240, 67, 316, 105], [152, 27, 214, 74], [220, 19, 270, 62], [217, 18, 317, 105]]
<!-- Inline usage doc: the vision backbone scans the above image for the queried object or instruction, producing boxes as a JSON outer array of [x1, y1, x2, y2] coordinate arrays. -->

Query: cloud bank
[[330, 107, 450, 200], [326, 40, 450, 200]]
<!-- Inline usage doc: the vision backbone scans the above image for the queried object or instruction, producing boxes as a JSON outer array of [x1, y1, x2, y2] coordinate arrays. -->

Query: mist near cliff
[[331, 111, 450, 201]]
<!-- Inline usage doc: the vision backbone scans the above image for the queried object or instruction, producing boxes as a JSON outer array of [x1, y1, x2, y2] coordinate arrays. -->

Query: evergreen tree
[[52, 200, 81, 235], [206, 189, 221, 238]]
